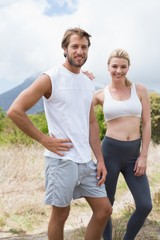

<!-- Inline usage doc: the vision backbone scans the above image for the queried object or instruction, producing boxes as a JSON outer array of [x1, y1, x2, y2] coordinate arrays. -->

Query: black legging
[[102, 136, 152, 240]]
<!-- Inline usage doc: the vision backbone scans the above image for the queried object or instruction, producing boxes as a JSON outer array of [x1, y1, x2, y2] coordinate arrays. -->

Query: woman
[[93, 48, 152, 240]]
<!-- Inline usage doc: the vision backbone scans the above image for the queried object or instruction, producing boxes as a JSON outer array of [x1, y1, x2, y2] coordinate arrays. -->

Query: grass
[[0, 143, 160, 239]]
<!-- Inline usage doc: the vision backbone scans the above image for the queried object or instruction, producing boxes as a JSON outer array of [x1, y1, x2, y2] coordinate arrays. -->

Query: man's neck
[[63, 62, 81, 74]]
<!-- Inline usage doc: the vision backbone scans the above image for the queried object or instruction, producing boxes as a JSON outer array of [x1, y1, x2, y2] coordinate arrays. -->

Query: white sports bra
[[103, 84, 142, 121]]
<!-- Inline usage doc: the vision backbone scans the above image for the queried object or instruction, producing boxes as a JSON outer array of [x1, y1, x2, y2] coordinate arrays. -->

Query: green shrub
[[0, 113, 48, 145], [94, 105, 106, 140], [150, 93, 160, 144], [0, 107, 6, 132]]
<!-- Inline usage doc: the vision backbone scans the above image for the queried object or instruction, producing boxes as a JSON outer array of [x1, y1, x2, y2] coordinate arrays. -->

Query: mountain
[[0, 72, 44, 114]]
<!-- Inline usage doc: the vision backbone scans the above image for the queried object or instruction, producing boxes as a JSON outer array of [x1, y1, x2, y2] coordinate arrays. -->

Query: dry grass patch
[[0, 142, 160, 239], [0, 144, 49, 237]]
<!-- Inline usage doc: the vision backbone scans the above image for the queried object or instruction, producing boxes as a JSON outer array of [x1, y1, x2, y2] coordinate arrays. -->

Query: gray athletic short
[[44, 157, 107, 207]]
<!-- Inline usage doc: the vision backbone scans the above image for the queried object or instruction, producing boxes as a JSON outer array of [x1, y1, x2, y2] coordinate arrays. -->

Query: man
[[7, 27, 112, 240]]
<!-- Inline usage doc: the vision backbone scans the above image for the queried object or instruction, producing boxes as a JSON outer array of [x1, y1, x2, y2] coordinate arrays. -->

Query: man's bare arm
[[7, 74, 72, 155]]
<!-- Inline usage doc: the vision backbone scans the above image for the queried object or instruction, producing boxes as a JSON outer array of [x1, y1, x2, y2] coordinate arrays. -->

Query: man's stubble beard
[[67, 54, 88, 68]]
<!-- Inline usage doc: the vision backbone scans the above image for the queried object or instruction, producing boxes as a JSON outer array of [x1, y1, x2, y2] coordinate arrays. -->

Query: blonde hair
[[108, 48, 131, 86]]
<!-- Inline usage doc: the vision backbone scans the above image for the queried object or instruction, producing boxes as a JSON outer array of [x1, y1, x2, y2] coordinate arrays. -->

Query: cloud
[[0, 0, 160, 94], [45, 0, 79, 16]]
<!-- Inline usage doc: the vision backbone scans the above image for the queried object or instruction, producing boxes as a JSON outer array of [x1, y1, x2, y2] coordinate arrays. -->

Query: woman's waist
[[105, 118, 140, 141]]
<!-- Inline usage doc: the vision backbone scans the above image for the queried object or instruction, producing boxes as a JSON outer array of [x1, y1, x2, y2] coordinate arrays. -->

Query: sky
[[0, 0, 160, 94]]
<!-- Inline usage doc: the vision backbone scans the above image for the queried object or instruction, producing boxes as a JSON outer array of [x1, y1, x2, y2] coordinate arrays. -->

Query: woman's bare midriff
[[105, 116, 141, 141]]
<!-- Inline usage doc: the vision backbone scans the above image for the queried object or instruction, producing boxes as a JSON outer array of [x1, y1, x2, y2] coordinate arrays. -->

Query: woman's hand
[[134, 156, 147, 176], [82, 70, 95, 81]]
